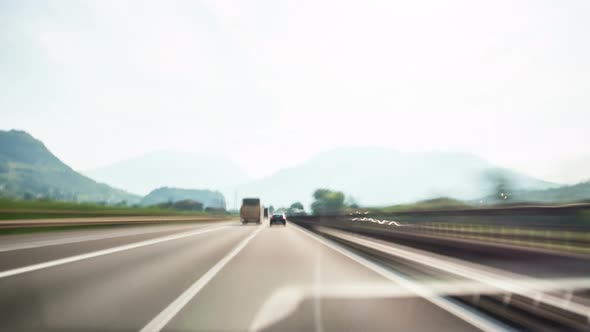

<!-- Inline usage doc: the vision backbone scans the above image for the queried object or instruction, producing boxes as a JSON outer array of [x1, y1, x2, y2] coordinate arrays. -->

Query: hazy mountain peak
[[233, 147, 559, 208], [86, 150, 251, 195], [0, 129, 64, 168]]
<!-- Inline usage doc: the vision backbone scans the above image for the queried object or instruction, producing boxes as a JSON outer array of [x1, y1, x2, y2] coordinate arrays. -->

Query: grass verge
[[0, 198, 218, 220]]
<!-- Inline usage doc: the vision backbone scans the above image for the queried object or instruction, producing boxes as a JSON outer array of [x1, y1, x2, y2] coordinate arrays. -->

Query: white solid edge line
[[289, 223, 513, 332], [140, 226, 264, 332], [0, 225, 230, 279]]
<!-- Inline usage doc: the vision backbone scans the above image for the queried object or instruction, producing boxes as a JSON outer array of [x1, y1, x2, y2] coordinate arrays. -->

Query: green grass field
[[375, 197, 472, 213], [0, 198, 216, 220]]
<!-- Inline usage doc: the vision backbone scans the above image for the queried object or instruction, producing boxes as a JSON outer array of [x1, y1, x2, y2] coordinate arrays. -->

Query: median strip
[[0, 225, 230, 279]]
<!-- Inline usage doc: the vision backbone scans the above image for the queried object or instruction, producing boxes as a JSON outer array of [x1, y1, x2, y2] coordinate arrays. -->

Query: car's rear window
[[242, 198, 260, 205]]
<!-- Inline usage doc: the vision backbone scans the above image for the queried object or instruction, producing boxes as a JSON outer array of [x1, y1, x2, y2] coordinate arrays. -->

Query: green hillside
[[378, 197, 472, 213], [0, 130, 139, 203], [501, 181, 590, 204]]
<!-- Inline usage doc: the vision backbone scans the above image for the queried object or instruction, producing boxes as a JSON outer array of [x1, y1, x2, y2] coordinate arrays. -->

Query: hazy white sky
[[1, 0, 589, 182]]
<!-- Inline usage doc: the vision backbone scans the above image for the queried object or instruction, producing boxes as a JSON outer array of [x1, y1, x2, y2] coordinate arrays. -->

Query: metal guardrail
[[292, 217, 590, 257], [293, 203, 590, 228], [289, 204, 590, 256]]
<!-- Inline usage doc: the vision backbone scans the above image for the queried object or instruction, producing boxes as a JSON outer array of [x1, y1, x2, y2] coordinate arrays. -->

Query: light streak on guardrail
[[351, 217, 403, 226]]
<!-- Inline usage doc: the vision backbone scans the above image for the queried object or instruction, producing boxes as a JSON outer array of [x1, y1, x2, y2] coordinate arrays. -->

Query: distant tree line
[[157, 199, 204, 211], [274, 190, 359, 216], [311, 189, 345, 215], [310, 189, 360, 215]]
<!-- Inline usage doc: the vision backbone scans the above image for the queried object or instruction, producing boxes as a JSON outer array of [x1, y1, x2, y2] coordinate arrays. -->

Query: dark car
[[269, 213, 286, 227]]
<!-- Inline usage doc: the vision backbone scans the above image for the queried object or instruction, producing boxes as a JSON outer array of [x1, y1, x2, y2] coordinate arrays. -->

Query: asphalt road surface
[[0, 220, 515, 331]]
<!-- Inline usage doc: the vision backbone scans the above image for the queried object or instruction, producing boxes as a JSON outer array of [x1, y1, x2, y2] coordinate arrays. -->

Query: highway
[[0, 220, 588, 331]]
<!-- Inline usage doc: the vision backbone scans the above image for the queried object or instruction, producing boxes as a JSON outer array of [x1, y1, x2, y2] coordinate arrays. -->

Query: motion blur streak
[[289, 223, 511, 332], [0, 224, 229, 279], [253, 278, 590, 302], [318, 227, 590, 320]]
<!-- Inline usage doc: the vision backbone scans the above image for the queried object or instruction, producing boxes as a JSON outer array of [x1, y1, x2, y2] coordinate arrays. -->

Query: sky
[[1, 0, 589, 183]]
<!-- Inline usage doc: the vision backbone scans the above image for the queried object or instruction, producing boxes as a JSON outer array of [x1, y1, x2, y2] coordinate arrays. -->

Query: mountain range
[[231, 147, 559, 208], [2, 129, 581, 209]]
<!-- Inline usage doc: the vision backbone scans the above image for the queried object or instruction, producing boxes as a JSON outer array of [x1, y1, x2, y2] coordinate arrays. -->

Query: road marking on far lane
[[290, 223, 513, 332], [0, 223, 229, 253], [0, 225, 230, 279], [140, 226, 264, 332]]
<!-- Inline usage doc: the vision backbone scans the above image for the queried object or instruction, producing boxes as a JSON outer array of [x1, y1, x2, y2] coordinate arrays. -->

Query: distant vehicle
[[240, 198, 262, 224], [270, 213, 287, 227], [263, 207, 269, 219]]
